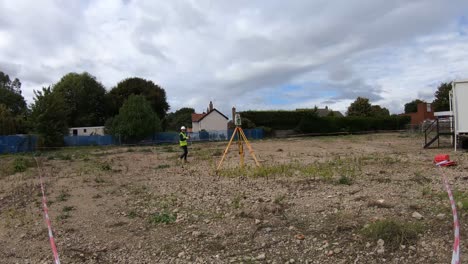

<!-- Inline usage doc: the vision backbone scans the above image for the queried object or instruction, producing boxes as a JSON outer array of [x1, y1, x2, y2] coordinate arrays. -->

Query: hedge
[[296, 115, 411, 133], [240, 110, 410, 133]]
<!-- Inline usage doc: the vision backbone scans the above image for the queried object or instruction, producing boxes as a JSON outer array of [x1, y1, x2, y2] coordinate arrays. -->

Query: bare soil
[[0, 133, 467, 264]]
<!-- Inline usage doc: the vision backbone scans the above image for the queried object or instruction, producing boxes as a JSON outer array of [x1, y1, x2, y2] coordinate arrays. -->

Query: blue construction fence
[[0, 135, 38, 154], [0, 129, 264, 151]]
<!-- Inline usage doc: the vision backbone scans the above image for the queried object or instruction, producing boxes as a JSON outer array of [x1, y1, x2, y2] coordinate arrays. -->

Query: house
[[69, 126, 105, 136], [403, 103, 435, 125], [296, 106, 343, 117], [191, 101, 229, 132]]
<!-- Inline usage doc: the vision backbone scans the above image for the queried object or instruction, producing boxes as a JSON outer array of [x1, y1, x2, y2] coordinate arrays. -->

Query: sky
[[1, 0, 468, 117]]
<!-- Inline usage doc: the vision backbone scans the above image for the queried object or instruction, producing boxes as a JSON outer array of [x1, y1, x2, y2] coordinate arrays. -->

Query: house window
[[84, 129, 87, 133], [73, 129, 78, 136], [427, 104, 431, 112]]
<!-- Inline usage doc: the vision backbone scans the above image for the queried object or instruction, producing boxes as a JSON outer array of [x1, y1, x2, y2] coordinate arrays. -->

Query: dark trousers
[[180, 146, 188, 160]]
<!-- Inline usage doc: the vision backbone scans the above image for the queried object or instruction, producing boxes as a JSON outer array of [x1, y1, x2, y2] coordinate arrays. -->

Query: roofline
[[197, 109, 229, 122]]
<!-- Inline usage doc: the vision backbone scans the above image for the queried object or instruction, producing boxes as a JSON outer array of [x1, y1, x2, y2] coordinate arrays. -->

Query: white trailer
[[451, 80, 468, 151]]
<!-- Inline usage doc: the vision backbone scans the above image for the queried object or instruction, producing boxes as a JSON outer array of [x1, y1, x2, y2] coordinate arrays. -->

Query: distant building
[[191, 101, 229, 132], [403, 103, 435, 125], [296, 106, 343, 117], [69, 126, 105, 136]]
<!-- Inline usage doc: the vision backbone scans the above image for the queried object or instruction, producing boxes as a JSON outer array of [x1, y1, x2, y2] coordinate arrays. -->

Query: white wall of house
[[192, 111, 228, 132], [69, 126, 105, 136]]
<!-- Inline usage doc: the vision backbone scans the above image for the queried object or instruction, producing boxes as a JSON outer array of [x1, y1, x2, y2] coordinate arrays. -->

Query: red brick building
[[404, 103, 435, 125]]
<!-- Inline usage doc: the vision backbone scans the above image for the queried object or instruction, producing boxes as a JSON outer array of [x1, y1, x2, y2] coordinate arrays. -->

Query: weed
[[100, 162, 111, 171], [274, 194, 286, 205], [92, 193, 102, 199], [232, 195, 243, 209], [94, 177, 105, 183], [361, 219, 423, 250], [57, 190, 71, 202], [338, 175, 353, 185], [13, 157, 28, 173], [62, 206, 75, 213], [149, 211, 177, 224], [156, 164, 170, 169], [127, 148, 134, 152], [128, 211, 137, 219]]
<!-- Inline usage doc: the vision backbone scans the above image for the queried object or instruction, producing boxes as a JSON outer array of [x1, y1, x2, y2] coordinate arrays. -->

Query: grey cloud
[[1, 0, 467, 113]]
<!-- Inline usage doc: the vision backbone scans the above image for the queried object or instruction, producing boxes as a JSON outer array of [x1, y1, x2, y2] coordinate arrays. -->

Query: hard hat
[[181, 126, 186, 130]]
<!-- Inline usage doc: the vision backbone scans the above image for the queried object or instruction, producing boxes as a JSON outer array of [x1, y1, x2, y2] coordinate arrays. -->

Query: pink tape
[[436, 161, 460, 264], [35, 158, 61, 264]]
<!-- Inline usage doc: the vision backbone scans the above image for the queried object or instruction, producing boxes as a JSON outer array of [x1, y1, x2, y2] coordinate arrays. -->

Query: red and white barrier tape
[[436, 160, 460, 264], [35, 157, 61, 264]]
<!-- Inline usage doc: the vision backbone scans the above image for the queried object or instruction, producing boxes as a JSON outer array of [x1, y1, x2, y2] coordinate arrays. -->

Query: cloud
[[0, 0, 467, 116]]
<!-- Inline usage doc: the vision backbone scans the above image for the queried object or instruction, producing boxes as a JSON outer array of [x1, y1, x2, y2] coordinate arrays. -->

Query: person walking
[[179, 126, 189, 162]]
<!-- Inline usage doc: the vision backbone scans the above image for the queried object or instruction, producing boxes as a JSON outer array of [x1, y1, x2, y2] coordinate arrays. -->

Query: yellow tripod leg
[[216, 127, 238, 171], [239, 128, 260, 167]]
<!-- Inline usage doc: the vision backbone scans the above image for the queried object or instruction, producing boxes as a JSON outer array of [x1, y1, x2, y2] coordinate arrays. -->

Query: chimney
[[207, 107, 209, 113], [232, 106, 236, 121], [209, 101, 213, 111]]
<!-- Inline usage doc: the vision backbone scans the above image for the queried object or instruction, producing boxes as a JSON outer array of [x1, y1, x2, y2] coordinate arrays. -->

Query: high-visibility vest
[[179, 132, 188, 146]]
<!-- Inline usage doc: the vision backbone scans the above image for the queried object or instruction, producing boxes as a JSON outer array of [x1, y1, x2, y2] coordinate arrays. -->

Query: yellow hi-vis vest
[[179, 132, 188, 146]]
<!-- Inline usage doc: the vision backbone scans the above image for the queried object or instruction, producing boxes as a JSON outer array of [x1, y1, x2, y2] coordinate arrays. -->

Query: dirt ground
[[1, 133, 467, 264]]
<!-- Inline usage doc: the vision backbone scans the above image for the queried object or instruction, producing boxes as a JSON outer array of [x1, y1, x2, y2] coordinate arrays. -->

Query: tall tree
[[370, 105, 390, 117], [404, 99, 425, 113], [108, 77, 169, 120], [107, 95, 162, 142], [165, 107, 195, 131], [432, 82, 452, 112], [31, 87, 69, 147], [53, 72, 107, 127], [0, 71, 27, 115], [347, 97, 372, 117], [0, 104, 16, 135]]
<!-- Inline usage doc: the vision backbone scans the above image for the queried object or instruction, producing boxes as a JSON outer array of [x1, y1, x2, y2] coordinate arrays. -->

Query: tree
[[31, 87, 69, 147], [0, 71, 27, 115], [108, 95, 162, 142], [404, 99, 425, 113], [347, 97, 372, 117], [432, 82, 452, 111], [53, 72, 107, 127], [108, 77, 169, 120], [0, 104, 16, 135], [370, 105, 390, 117], [165, 107, 195, 131]]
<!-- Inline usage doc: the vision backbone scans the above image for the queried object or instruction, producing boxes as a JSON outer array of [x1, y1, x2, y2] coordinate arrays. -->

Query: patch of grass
[[100, 162, 111, 171], [62, 206, 75, 213], [140, 148, 153, 153], [273, 194, 286, 205], [149, 211, 177, 224], [13, 157, 28, 173], [56, 153, 72, 161], [128, 211, 137, 219], [411, 171, 431, 184], [127, 148, 135, 152], [94, 177, 105, 183], [232, 195, 242, 209], [156, 164, 170, 169], [57, 190, 71, 202], [338, 175, 353, 185], [361, 219, 423, 250]]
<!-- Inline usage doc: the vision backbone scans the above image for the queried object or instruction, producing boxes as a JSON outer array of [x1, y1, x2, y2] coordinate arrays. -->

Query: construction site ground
[[0, 133, 467, 264]]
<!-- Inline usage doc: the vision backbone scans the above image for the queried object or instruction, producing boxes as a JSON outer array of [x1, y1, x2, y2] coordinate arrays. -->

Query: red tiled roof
[[191, 113, 206, 122]]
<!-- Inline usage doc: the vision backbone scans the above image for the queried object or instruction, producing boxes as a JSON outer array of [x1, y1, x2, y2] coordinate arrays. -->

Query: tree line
[[0, 71, 172, 146]]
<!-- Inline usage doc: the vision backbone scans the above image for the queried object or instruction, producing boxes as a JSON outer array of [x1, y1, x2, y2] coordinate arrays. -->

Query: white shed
[[69, 126, 105, 136], [451, 80, 468, 151]]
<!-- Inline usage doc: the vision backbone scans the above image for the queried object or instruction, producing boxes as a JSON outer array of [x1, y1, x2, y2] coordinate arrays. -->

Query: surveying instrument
[[216, 113, 260, 171]]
